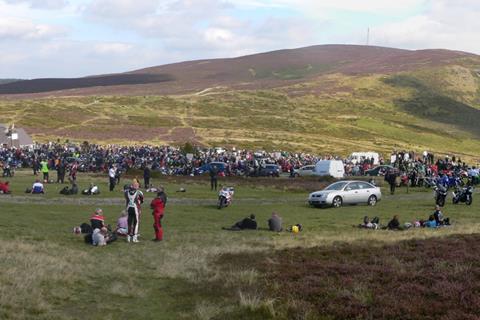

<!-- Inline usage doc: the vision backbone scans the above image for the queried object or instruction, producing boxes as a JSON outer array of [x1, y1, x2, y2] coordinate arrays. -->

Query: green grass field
[[1, 170, 479, 319]]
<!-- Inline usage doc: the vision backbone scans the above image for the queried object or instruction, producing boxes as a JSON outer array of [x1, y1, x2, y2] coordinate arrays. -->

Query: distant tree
[[82, 141, 90, 152], [181, 142, 196, 154]]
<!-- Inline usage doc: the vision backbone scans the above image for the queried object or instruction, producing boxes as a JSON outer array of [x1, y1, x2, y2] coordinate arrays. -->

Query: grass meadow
[[1, 170, 480, 319]]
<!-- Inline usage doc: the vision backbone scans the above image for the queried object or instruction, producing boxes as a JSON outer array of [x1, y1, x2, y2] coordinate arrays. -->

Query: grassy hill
[[0, 45, 479, 161]]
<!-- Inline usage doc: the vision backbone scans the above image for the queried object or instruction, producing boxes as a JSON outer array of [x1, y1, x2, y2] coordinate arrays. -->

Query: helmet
[[292, 225, 299, 233]]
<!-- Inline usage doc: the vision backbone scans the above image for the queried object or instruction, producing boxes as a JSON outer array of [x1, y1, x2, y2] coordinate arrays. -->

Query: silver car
[[294, 165, 316, 177], [308, 180, 382, 208]]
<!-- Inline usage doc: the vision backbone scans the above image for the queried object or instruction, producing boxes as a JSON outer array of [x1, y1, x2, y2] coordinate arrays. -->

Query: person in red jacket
[[150, 187, 167, 241], [0, 180, 11, 194]]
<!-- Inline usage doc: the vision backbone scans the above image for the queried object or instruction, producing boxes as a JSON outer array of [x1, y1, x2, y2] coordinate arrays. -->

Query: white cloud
[[0, 17, 66, 40], [204, 28, 234, 44], [369, 0, 480, 53], [92, 42, 133, 55], [4, 0, 68, 9], [236, 0, 425, 13]]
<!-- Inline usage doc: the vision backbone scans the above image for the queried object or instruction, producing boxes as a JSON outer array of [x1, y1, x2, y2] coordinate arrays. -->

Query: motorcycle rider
[[125, 181, 144, 243], [150, 187, 167, 241]]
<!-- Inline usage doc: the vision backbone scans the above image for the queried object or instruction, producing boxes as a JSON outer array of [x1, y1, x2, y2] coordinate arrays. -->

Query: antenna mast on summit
[[366, 27, 370, 46]]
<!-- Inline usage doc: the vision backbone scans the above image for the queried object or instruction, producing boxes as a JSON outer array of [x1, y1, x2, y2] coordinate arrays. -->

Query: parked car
[[294, 165, 316, 177], [308, 180, 382, 208], [314, 160, 345, 178], [199, 162, 226, 175], [365, 165, 395, 176], [258, 164, 280, 177]]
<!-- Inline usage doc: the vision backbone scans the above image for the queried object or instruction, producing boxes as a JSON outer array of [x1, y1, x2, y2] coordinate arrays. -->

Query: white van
[[314, 160, 345, 179], [349, 152, 380, 165]]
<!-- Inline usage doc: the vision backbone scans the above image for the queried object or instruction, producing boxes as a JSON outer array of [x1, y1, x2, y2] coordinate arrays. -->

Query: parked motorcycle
[[434, 184, 448, 207], [423, 176, 436, 188], [452, 185, 473, 205], [217, 186, 234, 209]]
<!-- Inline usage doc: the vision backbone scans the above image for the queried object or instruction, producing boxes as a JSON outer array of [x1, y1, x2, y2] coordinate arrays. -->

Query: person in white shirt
[[92, 228, 107, 246], [108, 165, 117, 192], [31, 179, 45, 194]]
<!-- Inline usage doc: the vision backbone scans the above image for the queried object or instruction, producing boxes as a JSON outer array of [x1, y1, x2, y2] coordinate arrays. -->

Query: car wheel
[[367, 195, 377, 206], [332, 196, 342, 208]]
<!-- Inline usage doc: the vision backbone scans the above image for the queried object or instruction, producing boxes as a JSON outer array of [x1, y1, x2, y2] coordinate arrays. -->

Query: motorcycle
[[452, 185, 473, 205], [434, 184, 448, 207], [423, 176, 437, 188], [217, 187, 234, 209]]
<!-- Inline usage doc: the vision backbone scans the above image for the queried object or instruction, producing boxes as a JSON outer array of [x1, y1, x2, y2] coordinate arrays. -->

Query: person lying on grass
[[358, 216, 380, 229], [223, 214, 257, 231], [424, 215, 438, 228], [0, 180, 11, 194], [386, 215, 402, 230]]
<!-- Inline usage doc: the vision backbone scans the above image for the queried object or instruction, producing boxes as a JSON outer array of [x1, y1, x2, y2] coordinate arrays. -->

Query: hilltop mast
[[366, 27, 370, 46]]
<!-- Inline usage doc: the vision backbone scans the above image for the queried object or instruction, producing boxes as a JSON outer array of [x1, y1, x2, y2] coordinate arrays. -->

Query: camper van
[[349, 152, 380, 165], [314, 160, 345, 179]]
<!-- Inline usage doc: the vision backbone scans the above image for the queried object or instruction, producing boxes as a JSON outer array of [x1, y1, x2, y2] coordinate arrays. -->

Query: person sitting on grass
[[0, 180, 11, 194], [90, 208, 106, 230], [92, 227, 117, 246], [268, 212, 283, 232], [387, 215, 402, 230], [114, 210, 128, 236], [82, 183, 100, 195], [424, 215, 437, 228], [60, 182, 79, 195], [223, 214, 257, 231], [433, 205, 450, 226], [31, 179, 45, 194]]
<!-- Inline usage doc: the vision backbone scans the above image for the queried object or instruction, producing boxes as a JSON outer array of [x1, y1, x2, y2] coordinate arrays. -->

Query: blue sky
[[0, 0, 479, 78]]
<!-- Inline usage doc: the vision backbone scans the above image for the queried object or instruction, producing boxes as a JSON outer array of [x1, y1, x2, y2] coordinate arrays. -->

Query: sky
[[1, 0, 479, 78]]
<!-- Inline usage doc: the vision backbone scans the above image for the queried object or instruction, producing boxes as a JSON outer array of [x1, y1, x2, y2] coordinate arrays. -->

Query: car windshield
[[324, 182, 348, 191]]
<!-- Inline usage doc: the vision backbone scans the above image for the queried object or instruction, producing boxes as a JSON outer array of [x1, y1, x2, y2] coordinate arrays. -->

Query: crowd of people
[[1, 142, 477, 247], [358, 205, 451, 230], [76, 180, 167, 246], [0, 142, 358, 179], [1, 143, 478, 187]]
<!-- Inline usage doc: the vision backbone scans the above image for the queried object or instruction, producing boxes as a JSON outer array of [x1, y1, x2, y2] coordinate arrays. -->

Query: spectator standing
[[40, 159, 49, 183], [109, 164, 117, 192], [210, 164, 219, 191], [57, 159, 66, 184], [143, 165, 151, 189]]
